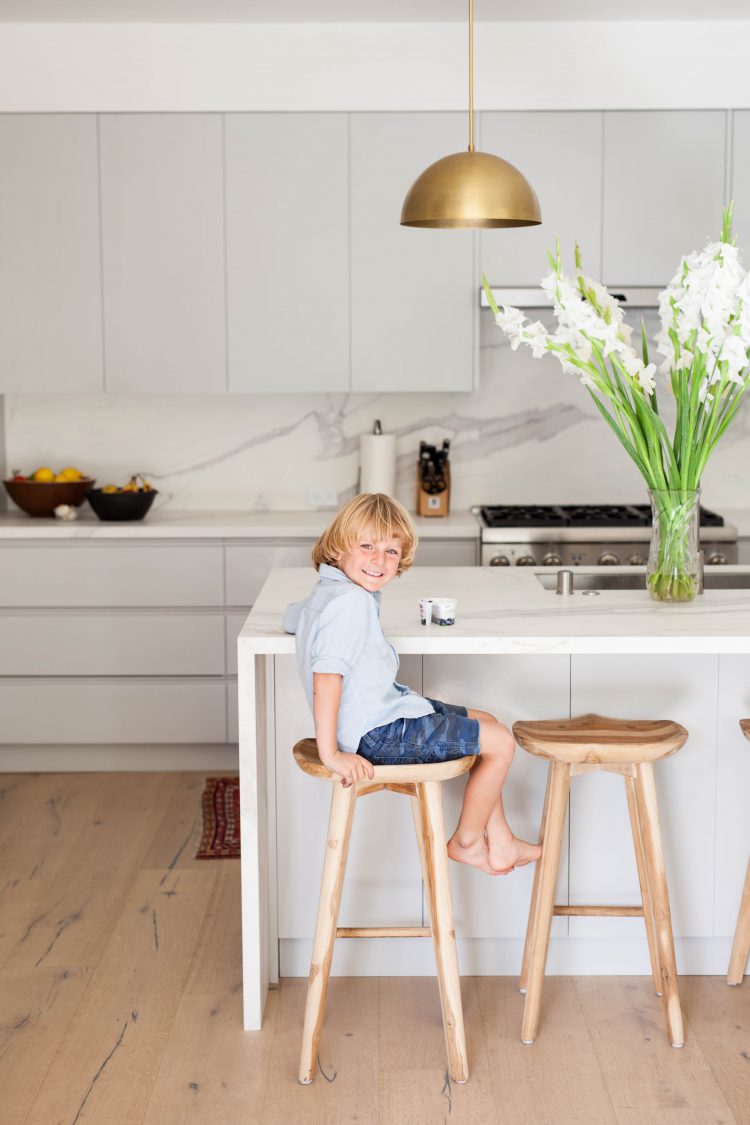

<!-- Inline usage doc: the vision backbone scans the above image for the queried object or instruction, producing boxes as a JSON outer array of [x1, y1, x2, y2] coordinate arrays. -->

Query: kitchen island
[[238, 565, 750, 1028]]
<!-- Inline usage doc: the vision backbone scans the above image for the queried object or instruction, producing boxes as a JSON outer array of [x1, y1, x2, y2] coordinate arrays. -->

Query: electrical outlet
[[307, 489, 339, 509]]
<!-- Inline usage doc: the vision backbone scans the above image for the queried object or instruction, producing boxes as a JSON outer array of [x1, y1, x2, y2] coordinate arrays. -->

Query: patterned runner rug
[[196, 777, 241, 858]]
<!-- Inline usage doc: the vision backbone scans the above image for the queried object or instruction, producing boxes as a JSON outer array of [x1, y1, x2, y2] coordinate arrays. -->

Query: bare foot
[[447, 833, 504, 875], [487, 830, 542, 873]]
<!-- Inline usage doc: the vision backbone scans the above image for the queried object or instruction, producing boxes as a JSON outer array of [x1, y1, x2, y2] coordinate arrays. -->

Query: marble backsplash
[[4, 315, 750, 513]]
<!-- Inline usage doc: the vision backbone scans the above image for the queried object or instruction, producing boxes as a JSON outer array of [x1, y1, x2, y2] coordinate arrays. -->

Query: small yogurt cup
[[419, 597, 435, 625], [432, 597, 457, 626]]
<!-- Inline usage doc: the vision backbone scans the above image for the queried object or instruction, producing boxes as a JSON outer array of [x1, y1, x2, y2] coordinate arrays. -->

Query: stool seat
[[513, 712, 688, 764], [293, 737, 476, 783]]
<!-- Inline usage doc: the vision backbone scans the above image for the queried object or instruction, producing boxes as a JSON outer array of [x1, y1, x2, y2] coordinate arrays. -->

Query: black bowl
[[86, 488, 158, 522]]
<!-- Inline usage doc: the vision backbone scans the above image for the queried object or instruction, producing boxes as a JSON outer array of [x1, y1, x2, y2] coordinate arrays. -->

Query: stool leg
[[634, 762, 684, 1048], [419, 780, 469, 1084], [298, 781, 357, 1084], [625, 772, 662, 996], [520, 764, 553, 994], [727, 855, 750, 985], [521, 760, 570, 1045]]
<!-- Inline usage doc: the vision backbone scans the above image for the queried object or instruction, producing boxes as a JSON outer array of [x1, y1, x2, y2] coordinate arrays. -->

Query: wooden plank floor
[[0, 772, 748, 1124]]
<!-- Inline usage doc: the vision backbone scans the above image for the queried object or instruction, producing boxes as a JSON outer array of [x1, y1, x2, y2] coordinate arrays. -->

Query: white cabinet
[[569, 655, 719, 942], [99, 114, 226, 393], [731, 111, 750, 227], [0, 114, 103, 393], [0, 613, 225, 676], [0, 678, 227, 744], [602, 111, 726, 285], [350, 113, 475, 393], [225, 114, 349, 392], [480, 112, 603, 284], [0, 543, 224, 607]]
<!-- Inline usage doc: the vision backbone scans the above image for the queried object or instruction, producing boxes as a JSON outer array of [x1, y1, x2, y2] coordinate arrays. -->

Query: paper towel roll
[[359, 433, 397, 496]]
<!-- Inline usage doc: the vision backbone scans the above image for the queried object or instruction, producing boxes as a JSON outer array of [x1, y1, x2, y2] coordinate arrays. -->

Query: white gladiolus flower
[[489, 212, 750, 502]]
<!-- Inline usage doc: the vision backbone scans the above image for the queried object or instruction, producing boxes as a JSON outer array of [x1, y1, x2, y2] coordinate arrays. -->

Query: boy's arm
[[313, 672, 374, 788]]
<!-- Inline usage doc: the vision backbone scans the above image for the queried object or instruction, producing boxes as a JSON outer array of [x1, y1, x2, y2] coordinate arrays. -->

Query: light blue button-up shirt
[[283, 563, 434, 753]]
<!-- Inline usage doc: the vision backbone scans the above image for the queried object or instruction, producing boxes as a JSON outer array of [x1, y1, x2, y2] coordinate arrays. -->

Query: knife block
[[416, 463, 451, 517]]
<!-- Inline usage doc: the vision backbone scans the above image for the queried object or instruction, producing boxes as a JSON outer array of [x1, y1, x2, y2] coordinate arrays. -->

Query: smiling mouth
[[362, 569, 383, 578]]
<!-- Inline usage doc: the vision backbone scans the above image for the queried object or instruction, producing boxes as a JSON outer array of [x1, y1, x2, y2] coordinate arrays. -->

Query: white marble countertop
[[0, 508, 481, 541], [239, 565, 750, 655]]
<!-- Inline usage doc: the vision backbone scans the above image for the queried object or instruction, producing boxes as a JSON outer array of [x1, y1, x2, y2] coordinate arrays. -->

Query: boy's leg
[[446, 712, 541, 874]]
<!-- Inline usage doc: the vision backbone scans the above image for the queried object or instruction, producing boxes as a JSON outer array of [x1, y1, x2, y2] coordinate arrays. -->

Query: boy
[[284, 493, 541, 875]]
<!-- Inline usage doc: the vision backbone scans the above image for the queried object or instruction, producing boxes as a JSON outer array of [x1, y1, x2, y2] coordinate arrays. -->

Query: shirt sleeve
[[311, 590, 370, 676], [283, 600, 303, 634]]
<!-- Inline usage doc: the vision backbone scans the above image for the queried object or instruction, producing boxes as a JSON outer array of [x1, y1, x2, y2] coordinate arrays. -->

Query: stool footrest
[[336, 926, 431, 939], [553, 904, 644, 918]]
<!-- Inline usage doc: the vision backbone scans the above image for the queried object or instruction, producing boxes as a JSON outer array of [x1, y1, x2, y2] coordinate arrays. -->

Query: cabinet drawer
[[0, 544, 224, 607], [0, 613, 225, 676], [413, 539, 477, 567], [0, 678, 227, 744], [225, 542, 314, 607]]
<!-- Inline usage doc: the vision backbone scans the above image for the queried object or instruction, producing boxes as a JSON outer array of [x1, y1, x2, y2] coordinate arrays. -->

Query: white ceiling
[[1, 0, 750, 21]]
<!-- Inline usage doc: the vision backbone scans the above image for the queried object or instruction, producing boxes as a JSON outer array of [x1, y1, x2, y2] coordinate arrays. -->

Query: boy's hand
[[322, 750, 375, 788]]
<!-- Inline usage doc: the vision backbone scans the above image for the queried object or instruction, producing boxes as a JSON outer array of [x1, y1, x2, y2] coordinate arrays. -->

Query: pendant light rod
[[468, 0, 474, 152]]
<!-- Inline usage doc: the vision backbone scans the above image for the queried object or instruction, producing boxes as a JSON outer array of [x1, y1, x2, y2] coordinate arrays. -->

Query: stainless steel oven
[[475, 504, 738, 568]]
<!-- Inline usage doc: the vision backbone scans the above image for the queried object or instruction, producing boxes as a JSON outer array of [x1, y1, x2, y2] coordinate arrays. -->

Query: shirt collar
[[318, 563, 382, 607]]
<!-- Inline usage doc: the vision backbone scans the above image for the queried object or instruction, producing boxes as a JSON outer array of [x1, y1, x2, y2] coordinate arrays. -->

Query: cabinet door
[[225, 114, 349, 392], [731, 111, 750, 230], [350, 113, 475, 392], [0, 115, 103, 393], [480, 112, 603, 285], [603, 111, 726, 285], [570, 655, 718, 941], [99, 114, 226, 393]]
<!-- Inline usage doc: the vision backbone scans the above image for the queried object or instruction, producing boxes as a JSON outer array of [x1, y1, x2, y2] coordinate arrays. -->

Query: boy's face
[[336, 524, 402, 593]]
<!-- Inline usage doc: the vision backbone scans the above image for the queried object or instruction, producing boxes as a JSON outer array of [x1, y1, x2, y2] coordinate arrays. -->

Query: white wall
[[0, 21, 749, 112]]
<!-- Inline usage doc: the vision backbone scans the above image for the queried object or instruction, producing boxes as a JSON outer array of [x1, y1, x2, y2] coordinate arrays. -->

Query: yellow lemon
[[59, 466, 83, 481], [32, 466, 55, 483], [102, 484, 119, 493]]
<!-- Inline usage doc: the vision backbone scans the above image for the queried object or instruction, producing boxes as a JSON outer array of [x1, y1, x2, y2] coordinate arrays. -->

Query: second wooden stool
[[512, 712, 688, 1049], [727, 718, 750, 986], [293, 737, 475, 1085]]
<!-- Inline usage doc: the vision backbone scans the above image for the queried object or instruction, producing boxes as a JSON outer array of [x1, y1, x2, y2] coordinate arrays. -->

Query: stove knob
[[707, 552, 728, 565], [542, 553, 563, 566], [489, 554, 511, 567], [516, 555, 537, 566], [597, 552, 620, 566], [628, 553, 647, 566]]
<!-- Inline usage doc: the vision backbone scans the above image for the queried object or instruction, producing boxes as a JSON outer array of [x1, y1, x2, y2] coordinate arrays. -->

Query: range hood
[[480, 286, 661, 310]]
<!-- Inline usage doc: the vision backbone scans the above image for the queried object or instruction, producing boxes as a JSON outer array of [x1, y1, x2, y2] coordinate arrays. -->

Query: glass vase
[[646, 489, 701, 603]]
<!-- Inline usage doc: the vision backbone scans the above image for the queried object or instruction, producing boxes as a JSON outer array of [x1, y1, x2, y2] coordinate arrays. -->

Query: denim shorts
[[357, 698, 480, 766]]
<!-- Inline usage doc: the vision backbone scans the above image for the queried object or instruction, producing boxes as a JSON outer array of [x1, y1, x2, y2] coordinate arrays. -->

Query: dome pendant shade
[[401, 150, 542, 229]]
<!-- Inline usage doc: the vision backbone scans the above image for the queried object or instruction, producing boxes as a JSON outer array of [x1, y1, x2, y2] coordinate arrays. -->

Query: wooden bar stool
[[512, 713, 689, 1049], [293, 737, 476, 1085], [727, 719, 750, 985]]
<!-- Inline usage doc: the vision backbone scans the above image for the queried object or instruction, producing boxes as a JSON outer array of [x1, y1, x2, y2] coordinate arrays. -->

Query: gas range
[[475, 504, 738, 568]]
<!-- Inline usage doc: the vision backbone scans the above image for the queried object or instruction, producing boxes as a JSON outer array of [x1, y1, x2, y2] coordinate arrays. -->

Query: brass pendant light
[[400, 0, 541, 229]]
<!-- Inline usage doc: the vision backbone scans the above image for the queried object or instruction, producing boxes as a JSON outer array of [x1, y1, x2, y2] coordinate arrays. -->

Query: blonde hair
[[312, 493, 417, 575]]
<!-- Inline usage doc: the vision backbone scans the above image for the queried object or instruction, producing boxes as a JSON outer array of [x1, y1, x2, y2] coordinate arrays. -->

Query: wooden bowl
[[3, 478, 96, 517]]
